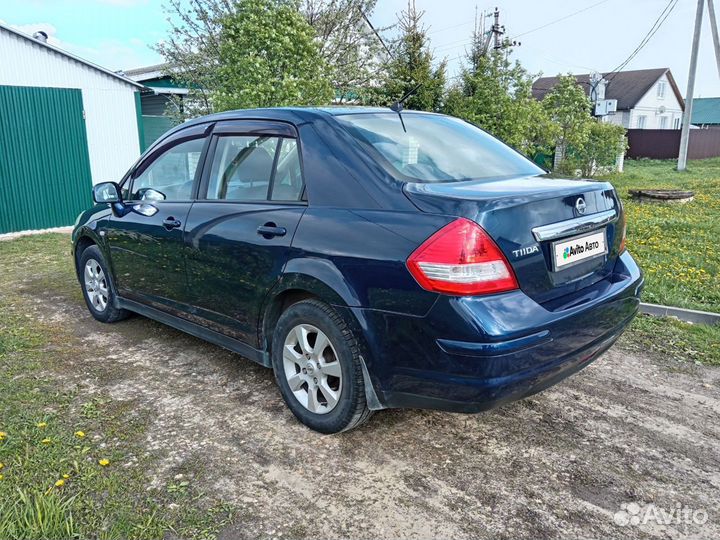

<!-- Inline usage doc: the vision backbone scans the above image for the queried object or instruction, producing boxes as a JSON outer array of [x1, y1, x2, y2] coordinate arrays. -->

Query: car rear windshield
[[335, 112, 544, 183]]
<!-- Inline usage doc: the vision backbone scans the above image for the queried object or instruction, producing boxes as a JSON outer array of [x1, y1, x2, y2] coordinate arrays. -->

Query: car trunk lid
[[403, 175, 624, 306]]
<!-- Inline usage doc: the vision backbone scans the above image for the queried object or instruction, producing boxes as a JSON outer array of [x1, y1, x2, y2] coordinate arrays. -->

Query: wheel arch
[[260, 270, 384, 410], [73, 229, 103, 279], [259, 271, 351, 351], [73, 228, 122, 311]]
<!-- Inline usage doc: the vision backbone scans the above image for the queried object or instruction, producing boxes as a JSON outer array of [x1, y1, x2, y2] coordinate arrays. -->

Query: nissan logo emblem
[[575, 197, 587, 215]]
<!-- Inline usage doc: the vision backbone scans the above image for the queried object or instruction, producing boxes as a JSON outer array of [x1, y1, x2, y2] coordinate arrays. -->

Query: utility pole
[[491, 7, 505, 50], [678, 0, 705, 171], [708, 0, 720, 78], [486, 7, 520, 53]]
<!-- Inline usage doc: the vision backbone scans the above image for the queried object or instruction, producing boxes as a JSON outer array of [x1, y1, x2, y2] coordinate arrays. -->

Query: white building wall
[[604, 110, 630, 128], [0, 29, 141, 184], [626, 73, 684, 130]]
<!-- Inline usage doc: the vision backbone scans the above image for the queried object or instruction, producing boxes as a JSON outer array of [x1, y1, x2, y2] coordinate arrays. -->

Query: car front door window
[[131, 138, 205, 201]]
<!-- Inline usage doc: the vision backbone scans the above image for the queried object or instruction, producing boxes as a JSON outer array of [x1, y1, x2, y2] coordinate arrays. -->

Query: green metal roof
[[142, 76, 187, 90], [691, 97, 720, 125]]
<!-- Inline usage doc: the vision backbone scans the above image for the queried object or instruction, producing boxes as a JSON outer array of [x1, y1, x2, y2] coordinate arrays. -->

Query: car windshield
[[335, 112, 544, 183]]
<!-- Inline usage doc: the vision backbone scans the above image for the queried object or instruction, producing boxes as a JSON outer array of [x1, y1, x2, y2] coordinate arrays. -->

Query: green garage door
[[0, 85, 92, 234]]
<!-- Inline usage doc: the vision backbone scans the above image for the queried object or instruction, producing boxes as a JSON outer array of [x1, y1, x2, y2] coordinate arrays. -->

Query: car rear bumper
[[351, 250, 643, 412]]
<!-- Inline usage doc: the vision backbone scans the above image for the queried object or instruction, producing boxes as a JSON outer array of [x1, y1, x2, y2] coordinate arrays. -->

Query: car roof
[[179, 106, 438, 129]]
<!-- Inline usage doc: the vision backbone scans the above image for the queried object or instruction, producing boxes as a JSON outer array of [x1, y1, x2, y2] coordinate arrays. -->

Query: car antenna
[[357, 6, 421, 133], [390, 82, 422, 132]]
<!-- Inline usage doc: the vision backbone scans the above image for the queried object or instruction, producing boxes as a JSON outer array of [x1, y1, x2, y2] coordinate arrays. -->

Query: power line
[[511, 0, 614, 39], [427, 20, 474, 36], [606, 0, 678, 79], [427, 5, 495, 36], [432, 0, 613, 54], [605, 0, 679, 82]]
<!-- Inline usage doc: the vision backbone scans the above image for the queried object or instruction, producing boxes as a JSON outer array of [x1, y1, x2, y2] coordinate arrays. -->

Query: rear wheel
[[272, 299, 372, 433], [79, 245, 129, 323]]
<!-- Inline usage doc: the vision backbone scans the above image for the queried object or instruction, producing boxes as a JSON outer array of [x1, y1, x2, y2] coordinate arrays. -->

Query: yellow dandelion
[[0, 432, 6, 441], [54, 479, 65, 488], [36, 422, 47, 429], [41, 438, 52, 445], [98, 458, 110, 467], [62, 474, 70, 479], [0, 474, 3, 481], [74, 431, 85, 439], [0, 462, 4, 470]]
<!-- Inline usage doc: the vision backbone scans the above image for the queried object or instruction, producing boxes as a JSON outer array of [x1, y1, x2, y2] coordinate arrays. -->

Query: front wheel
[[272, 299, 372, 433], [78, 245, 129, 323]]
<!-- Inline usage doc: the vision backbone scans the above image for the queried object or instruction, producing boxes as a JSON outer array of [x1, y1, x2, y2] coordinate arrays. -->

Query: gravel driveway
[[33, 287, 716, 540]]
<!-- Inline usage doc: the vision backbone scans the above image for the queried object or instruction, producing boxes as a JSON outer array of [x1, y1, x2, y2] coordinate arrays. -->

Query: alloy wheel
[[282, 324, 342, 414], [84, 258, 109, 312]]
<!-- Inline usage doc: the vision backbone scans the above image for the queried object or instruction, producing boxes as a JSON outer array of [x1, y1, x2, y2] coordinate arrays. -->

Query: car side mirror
[[93, 182, 122, 204], [141, 188, 166, 201]]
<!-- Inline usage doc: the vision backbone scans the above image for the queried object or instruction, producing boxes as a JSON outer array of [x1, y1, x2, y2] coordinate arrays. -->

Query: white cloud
[[2, 21, 62, 46], [0, 19, 162, 72]]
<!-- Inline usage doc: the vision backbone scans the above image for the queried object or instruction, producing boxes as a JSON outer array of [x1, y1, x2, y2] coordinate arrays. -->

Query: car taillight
[[406, 218, 519, 296]]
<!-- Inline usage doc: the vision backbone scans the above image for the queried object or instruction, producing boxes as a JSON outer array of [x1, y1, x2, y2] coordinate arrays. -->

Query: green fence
[[0, 85, 93, 234]]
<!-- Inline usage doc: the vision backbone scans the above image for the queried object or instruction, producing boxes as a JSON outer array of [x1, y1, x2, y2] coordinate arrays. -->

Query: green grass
[[0, 234, 234, 540], [604, 157, 720, 313], [621, 313, 720, 367]]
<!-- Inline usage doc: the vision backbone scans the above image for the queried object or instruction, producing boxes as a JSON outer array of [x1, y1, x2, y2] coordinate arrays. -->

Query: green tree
[[371, 0, 446, 111], [155, 0, 385, 117], [302, 0, 390, 103], [541, 74, 593, 170], [213, 0, 333, 110], [442, 27, 556, 156]]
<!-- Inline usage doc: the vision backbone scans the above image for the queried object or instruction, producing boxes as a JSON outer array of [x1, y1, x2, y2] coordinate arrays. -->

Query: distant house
[[125, 63, 187, 150], [691, 97, 720, 128], [532, 68, 685, 130]]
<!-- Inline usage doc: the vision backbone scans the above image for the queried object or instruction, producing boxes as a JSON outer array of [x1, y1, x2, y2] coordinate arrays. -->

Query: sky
[[2, 0, 720, 97]]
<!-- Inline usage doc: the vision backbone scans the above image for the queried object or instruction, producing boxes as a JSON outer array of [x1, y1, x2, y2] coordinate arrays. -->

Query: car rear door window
[[207, 136, 279, 201], [270, 139, 303, 202], [130, 137, 205, 201]]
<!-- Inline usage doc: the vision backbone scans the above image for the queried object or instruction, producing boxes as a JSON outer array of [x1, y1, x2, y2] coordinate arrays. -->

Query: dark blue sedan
[[72, 107, 643, 433]]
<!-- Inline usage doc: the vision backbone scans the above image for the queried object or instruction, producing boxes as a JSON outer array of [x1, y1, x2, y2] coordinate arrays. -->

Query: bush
[[563, 122, 627, 177]]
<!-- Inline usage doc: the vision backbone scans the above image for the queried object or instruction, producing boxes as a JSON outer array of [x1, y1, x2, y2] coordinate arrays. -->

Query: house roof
[[0, 21, 144, 89], [125, 63, 170, 81], [691, 97, 720, 125], [125, 63, 189, 94], [532, 68, 684, 111]]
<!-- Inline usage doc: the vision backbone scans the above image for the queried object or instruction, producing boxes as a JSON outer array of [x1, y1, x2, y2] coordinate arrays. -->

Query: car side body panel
[[184, 202, 306, 345], [287, 207, 447, 314]]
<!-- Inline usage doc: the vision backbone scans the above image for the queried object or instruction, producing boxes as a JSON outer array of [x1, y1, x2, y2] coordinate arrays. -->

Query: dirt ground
[[24, 283, 715, 540]]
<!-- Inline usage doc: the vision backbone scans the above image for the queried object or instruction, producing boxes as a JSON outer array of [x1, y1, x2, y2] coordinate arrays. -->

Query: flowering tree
[[213, 0, 333, 110], [155, 0, 385, 116]]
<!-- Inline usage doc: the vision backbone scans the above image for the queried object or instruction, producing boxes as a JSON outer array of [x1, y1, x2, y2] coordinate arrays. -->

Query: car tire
[[272, 299, 373, 434], [78, 245, 129, 323]]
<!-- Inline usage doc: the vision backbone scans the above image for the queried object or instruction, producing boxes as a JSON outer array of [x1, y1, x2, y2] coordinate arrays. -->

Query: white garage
[[0, 22, 145, 233]]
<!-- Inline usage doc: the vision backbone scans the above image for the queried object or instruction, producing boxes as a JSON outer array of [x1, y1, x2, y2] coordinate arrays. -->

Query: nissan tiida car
[[72, 107, 643, 433]]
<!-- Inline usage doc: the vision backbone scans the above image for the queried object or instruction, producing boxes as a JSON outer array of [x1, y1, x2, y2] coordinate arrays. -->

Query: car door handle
[[162, 217, 182, 230], [257, 223, 287, 238]]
